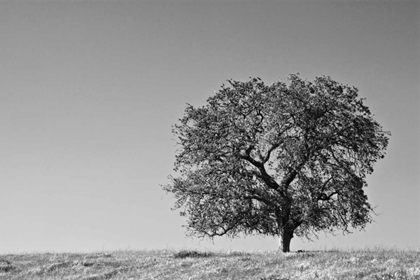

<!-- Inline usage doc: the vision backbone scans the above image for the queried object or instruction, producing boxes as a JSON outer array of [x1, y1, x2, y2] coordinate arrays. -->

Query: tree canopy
[[164, 74, 390, 252]]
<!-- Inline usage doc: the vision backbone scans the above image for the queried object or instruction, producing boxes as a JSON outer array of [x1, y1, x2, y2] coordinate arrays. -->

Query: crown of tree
[[164, 74, 390, 252]]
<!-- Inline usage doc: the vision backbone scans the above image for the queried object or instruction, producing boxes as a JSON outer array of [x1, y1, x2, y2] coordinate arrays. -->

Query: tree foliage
[[163, 74, 390, 252]]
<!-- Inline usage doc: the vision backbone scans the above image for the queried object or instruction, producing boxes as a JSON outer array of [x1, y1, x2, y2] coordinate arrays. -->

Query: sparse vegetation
[[173, 250, 214, 259], [0, 247, 419, 279]]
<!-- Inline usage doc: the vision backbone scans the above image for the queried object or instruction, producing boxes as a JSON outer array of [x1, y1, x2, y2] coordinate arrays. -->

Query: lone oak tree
[[164, 74, 390, 252]]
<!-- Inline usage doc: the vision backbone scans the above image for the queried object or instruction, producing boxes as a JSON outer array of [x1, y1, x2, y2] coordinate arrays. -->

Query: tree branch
[[263, 142, 281, 163], [318, 191, 338, 201], [239, 149, 284, 196]]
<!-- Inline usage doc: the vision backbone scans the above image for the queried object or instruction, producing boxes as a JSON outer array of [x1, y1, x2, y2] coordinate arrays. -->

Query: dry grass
[[0, 247, 419, 279]]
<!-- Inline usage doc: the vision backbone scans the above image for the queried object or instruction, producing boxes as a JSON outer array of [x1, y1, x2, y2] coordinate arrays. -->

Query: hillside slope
[[0, 248, 419, 279]]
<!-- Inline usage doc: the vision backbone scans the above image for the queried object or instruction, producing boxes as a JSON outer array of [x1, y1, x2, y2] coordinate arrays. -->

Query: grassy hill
[[0, 248, 419, 279]]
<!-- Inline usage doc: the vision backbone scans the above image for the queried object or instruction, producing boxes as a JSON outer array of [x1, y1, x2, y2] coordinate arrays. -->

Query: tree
[[163, 74, 390, 252]]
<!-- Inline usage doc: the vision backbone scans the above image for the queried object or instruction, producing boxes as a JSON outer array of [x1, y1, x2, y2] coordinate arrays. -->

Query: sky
[[0, 0, 419, 254]]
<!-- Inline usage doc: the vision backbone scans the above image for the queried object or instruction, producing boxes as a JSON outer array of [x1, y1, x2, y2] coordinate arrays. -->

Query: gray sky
[[1, 0, 419, 253]]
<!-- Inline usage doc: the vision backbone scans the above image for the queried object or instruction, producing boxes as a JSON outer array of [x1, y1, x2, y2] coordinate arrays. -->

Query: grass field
[[0, 248, 419, 279]]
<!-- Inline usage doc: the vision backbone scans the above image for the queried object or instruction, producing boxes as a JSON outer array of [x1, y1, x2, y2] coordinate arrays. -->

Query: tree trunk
[[279, 229, 294, 253]]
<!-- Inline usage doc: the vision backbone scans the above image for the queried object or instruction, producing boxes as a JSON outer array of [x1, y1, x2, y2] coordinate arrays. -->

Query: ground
[[0, 248, 419, 279]]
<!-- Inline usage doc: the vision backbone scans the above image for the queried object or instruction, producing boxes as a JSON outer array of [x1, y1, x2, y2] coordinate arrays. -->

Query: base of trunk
[[279, 230, 294, 253]]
